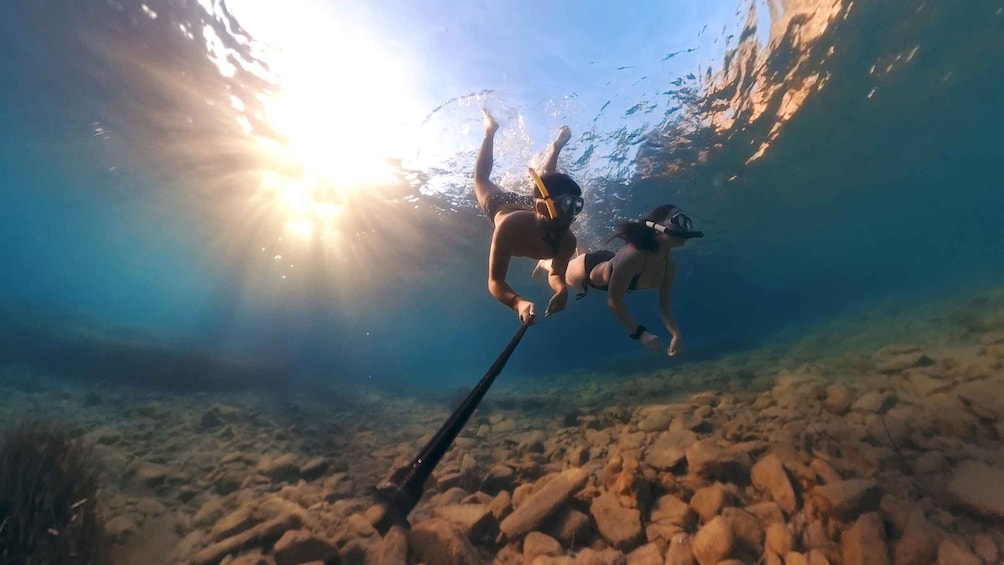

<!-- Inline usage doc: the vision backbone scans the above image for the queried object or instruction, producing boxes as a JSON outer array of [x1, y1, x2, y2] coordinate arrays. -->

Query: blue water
[[0, 0, 1002, 395]]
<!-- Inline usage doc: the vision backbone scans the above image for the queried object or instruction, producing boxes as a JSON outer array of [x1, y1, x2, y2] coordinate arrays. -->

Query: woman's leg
[[534, 253, 587, 289], [564, 253, 587, 290]]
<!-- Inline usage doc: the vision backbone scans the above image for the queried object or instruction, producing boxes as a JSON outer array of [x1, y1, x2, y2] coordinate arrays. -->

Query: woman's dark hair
[[610, 204, 679, 252], [535, 172, 582, 199]]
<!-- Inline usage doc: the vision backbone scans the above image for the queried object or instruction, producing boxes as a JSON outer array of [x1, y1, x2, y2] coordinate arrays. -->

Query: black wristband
[[509, 294, 521, 309], [630, 325, 647, 340]]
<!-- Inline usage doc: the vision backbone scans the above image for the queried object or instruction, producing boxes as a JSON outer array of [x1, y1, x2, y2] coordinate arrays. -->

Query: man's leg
[[541, 126, 571, 174], [473, 109, 503, 211]]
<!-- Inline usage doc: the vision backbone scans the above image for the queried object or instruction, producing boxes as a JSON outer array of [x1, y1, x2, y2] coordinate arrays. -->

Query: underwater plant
[[0, 419, 105, 565]]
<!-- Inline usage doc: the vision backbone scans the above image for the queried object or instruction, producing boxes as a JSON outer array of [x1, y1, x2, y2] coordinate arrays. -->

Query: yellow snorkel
[[527, 167, 557, 219]]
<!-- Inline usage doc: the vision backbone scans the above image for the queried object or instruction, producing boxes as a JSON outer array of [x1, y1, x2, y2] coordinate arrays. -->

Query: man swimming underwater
[[472, 109, 584, 325]]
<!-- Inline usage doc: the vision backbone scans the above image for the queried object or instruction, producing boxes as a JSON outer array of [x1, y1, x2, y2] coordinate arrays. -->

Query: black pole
[[372, 321, 531, 532]]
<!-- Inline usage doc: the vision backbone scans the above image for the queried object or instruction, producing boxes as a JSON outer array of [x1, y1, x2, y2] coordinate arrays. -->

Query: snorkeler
[[474, 109, 583, 326], [535, 205, 702, 355]]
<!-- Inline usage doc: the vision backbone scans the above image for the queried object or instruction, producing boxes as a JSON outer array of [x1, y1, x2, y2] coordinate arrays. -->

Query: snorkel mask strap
[[645, 220, 705, 239], [528, 168, 557, 220]]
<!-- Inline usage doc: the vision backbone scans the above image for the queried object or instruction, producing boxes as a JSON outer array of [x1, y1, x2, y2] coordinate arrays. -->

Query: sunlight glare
[[229, 0, 427, 239]]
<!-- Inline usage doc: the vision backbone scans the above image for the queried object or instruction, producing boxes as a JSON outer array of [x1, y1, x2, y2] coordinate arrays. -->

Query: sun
[[226, 0, 427, 239]]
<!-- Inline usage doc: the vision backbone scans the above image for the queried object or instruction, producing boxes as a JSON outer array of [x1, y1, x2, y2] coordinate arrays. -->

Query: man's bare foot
[[483, 108, 499, 136], [553, 126, 571, 149]]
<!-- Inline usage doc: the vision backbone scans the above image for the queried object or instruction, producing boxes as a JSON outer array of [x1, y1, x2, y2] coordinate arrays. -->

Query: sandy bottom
[[2, 285, 1003, 565]]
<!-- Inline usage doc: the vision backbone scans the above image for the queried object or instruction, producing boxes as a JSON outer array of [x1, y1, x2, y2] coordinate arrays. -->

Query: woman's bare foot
[[483, 108, 499, 136], [553, 126, 571, 149], [531, 259, 551, 281]]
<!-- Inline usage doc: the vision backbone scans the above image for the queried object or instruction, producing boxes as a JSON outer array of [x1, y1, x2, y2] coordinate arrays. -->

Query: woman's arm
[[606, 248, 660, 350], [659, 259, 681, 356]]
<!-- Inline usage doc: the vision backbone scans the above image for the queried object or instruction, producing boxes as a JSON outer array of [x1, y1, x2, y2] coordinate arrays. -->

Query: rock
[[408, 518, 483, 565], [645, 518, 683, 547], [227, 551, 271, 565], [921, 393, 978, 438], [200, 405, 239, 430], [807, 549, 832, 565], [134, 462, 169, 488], [913, 451, 946, 475], [433, 504, 498, 545], [493, 418, 517, 433], [590, 491, 644, 552], [523, 531, 562, 562], [665, 533, 696, 565], [851, 391, 894, 414], [691, 516, 735, 565], [971, 534, 998, 564], [840, 513, 889, 565], [178, 485, 200, 503], [802, 520, 836, 555], [194, 497, 226, 528], [626, 543, 663, 565], [892, 511, 939, 565], [498, 467, 589, 540], [686, 440, 751, 484], [322, 472, 354, 501], [689, 482, 736, 522], [646, 430, 698, 470], [752, 454, 798, 513], [105, 515, 138, 543], [490, 490, 512, 521], [213, 472, 243, 495], [566, 445, 589, 467], [135, 497, 165, 516], [603, 455, 643, 505], [813, 479, 881, 521], [271, 529, 338, 565], [436, 471, 466, 491], [573, 547, 626, 565], [191, 514, 304, 565], [905, 371, 951, 397], [258, 454, 300, 483], [672, 412, 710, 433], [746, 502, 785, 525], [650, 495, 696, 529], [721, 507, 764, 560], [482, 464, 516, 495], [637, 407, 674, 432], [875, 347, 932, 373], [300, 457, 330, 481], [946, 460, 1004, 518], [784, 553, 808, 565], [373, 525, 408, 565], [211, 506, 257, 541], [87, 427, 123, 446], [955, 380, 1004, 419], [809, 458, 842, 485], [823, 384, 855, 414], [200, 409, 225, 429], [936, 539, 980, 565], [542, 507, 591, 546], [459, 454, 481, 489], [766, 523, 795, 556], [879, 495, 916, 535]]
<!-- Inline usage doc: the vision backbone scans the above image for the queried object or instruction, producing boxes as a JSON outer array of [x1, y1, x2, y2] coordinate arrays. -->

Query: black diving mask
[[646, 211, 704, 239], [553, 193, 584, 217]]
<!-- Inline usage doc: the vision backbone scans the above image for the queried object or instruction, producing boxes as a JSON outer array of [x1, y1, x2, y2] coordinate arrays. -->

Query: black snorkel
[[646, 220, 704, 240]]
